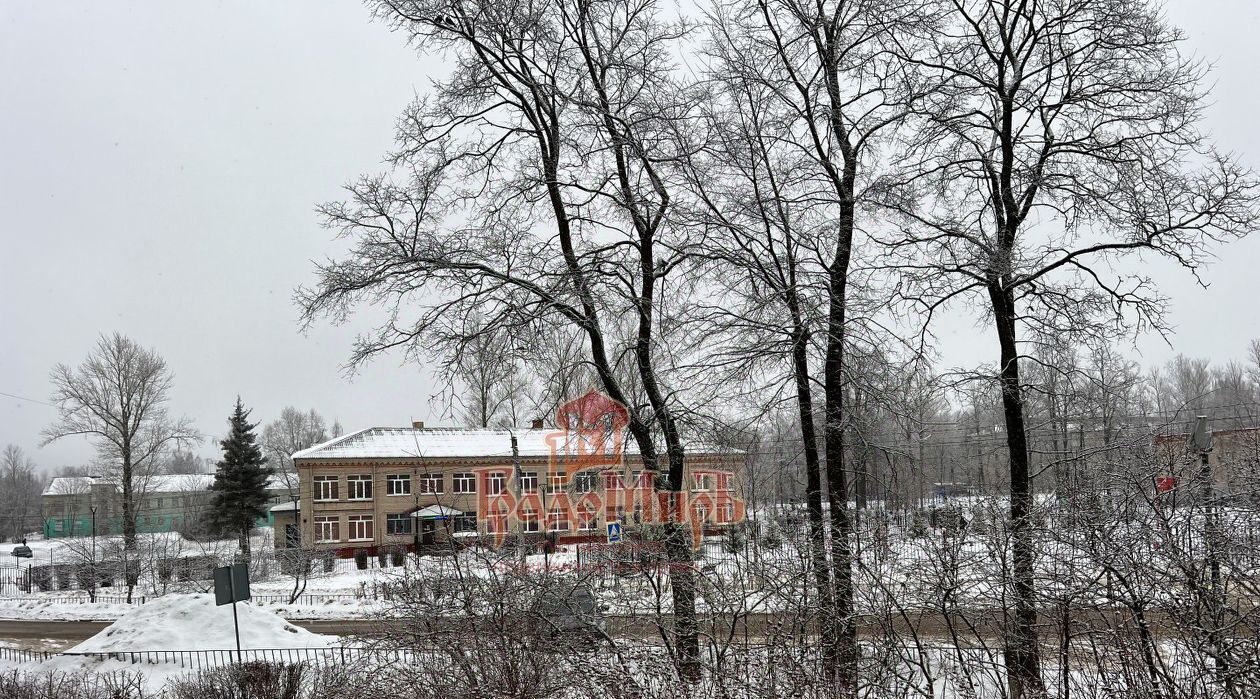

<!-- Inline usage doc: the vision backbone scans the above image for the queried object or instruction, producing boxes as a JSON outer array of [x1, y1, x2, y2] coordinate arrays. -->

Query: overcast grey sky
[[2, 1, 1258, 471]]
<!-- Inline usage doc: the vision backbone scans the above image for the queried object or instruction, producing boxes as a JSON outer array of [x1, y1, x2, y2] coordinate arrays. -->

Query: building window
[[521, 506, 539, 533], [574, 472, 597, 493], [518, 472, 538, 492], [603, 472, 623, 492], [577, 505, 598, 531], [386, 475, 411, 496], [419, 473, 444, 495], [487, 513, 507, 534], [453, 472, 476, 493], [716, 472, 732, 491], [386, 513, 413, 535], [313, 476, 338, 502], [347, 475, 373, 500], [348, 514, 374, 541], [547, 471, 567, 492], [692, 473, 711, 491], [485, 473, 506, 495], [546, 506, 570, 532], [314, 516, 339, 543], [453, 514, 477, 533]]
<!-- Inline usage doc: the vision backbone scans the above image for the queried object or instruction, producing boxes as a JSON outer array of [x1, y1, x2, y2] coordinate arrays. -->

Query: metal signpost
[[213, 562, 251, 662]]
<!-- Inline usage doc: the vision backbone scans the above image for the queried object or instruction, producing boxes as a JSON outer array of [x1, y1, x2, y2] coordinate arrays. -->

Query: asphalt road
[[4, 608, 1248, 650]]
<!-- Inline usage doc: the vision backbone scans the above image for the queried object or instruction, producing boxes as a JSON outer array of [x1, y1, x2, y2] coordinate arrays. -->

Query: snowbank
[[66, 593, 337, 653], [0, 597, 137, 621]]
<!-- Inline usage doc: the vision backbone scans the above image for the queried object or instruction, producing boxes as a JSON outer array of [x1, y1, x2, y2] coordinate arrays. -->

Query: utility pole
[[1192, 415, 1228, 688], [89, 504, 98, 602], [510, 433, 526, 565]]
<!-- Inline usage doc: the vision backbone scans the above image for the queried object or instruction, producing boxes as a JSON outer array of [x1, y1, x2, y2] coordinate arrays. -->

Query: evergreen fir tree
[[208, 397, 273, 563]]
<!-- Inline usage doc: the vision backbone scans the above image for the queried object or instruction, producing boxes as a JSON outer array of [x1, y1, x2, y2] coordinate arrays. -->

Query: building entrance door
[[421, 519, 436, 545]]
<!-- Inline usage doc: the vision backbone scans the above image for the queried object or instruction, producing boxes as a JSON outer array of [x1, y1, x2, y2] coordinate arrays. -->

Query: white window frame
[[386, 512, 412, 535], [386, 474, 411, 496], [604, 472, 623, 492], [547, 471, 567, 492], [453, 472, 476, 494], [521, 511, 540, 533], [347, 475, 373, 501], [419, 473, 444, 495], [485, 473, 506, 495], [518, 471, 539, 493], [347, 514, 374, 541], [546, 507, 570, 532], [314, 516, 339, 543], [577, 507, 598, 531], [574, 472, 597, 493], [313, 476, 338, 502]]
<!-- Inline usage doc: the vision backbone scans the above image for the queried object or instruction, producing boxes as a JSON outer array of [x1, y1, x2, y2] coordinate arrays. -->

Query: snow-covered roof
[[269, 501, 299, 513], [45, 472, 296, 497], [293, 426, 738, 461], [44, 475, 216, 496]]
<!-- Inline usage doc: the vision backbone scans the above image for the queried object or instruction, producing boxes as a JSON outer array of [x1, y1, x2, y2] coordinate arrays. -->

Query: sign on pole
[[212, 563, 251, 661], [213, 563, 251, 605], [606, 521, 622, 544]]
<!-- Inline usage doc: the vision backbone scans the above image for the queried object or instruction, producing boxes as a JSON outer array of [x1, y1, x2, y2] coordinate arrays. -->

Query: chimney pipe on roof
[[531, 418, 545, 429], [412, 420, 425, 430]]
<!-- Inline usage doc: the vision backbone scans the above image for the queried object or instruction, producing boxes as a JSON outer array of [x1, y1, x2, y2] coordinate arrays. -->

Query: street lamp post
[[413, 463, 420, 559]]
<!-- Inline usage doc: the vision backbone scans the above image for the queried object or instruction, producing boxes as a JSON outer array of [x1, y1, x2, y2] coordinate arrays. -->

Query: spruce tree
[[208, 397, 273, 563]]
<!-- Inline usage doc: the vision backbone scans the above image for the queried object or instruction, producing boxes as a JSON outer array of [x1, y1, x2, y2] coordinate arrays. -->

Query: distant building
[[284, 410, 745, 556], [1152, 426, 1260, 501], [41, 473, 295, 539]]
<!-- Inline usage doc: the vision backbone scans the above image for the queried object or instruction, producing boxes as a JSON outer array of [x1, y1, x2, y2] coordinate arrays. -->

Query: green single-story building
[[42, 473, 295, 538]]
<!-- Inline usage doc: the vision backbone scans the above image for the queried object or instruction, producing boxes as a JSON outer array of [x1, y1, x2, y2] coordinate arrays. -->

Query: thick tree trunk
[[989, 282, 1046, 699], [823, 208, 858, 695], [787, 296, 837, 665], [121, 456, 137, 551]]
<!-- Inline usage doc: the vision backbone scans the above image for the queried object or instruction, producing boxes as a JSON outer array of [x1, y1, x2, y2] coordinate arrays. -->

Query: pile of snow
[[66, 593, 337, 653], [0, 597, 138, 621]]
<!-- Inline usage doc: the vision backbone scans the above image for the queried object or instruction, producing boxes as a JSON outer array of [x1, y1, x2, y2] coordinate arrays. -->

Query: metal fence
[[59, 646, 407, 671], [0, 647, 53, 663], [0, 564, 31, 596]]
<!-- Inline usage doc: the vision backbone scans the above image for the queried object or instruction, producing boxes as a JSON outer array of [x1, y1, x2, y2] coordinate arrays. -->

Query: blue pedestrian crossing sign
[[606, 521, 622, 543]]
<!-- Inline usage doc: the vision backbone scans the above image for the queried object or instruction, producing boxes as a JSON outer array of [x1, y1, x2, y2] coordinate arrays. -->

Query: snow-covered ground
[[66, 594, 336, 653], [0, 593, 340, 690]]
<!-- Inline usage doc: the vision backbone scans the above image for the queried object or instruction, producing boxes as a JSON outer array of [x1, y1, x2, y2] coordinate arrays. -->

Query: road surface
[[4, 608, 1249, 652]]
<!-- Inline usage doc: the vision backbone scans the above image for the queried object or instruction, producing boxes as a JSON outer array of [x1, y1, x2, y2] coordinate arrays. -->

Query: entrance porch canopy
[[411, 504, 461, 519]]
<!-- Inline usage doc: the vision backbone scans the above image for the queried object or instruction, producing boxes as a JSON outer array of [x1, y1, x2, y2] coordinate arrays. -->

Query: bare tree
[[262, 407, 330, 490], [300, 0, 713, 676], [0, 445, 43, 542], [42, 333, 198, 577], [449, 321, 529, 428], [686, 0, 934, 687], [881, 0, 1259, 695]]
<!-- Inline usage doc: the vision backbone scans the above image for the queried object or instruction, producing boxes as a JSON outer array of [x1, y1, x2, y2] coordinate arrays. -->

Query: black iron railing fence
[[58, 646, 407, 671], [0, 646, 54, 663]]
